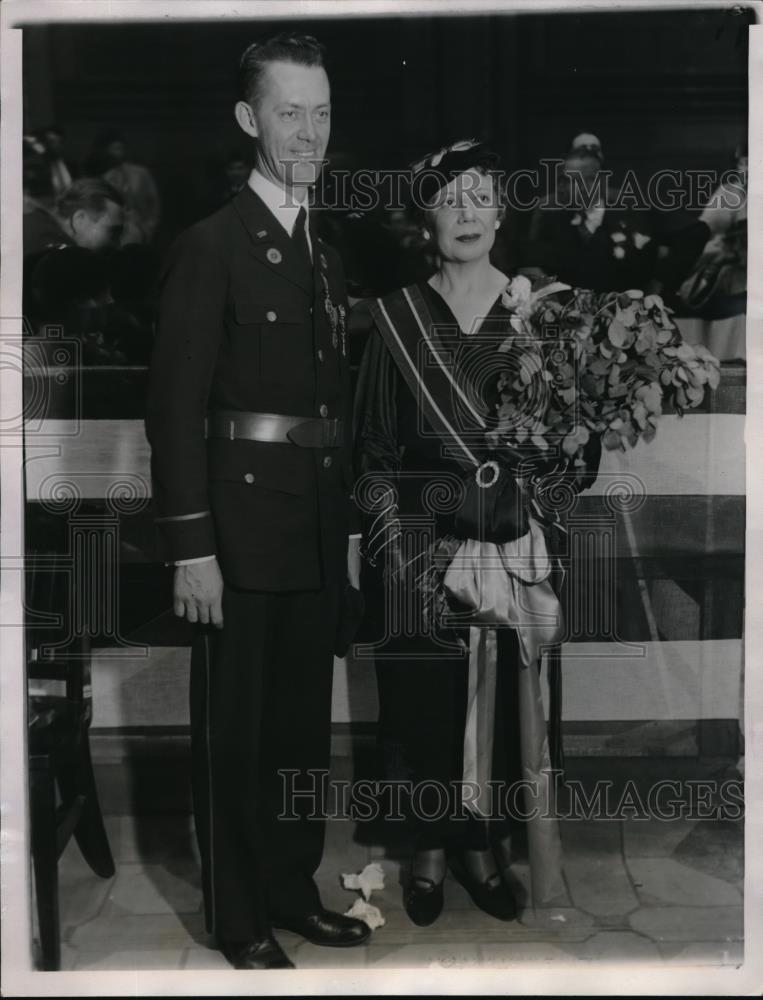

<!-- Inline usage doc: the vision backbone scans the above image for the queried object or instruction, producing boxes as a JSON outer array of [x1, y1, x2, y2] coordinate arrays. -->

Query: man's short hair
[[56, 177, 124, 220], [237, 33, 327, 109]]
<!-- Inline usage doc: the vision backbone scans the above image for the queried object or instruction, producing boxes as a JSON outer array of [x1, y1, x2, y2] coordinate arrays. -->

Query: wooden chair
[[27, 556, 115, 971]]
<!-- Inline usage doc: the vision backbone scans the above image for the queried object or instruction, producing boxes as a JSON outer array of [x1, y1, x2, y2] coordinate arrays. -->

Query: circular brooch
[[266, 247, 282, 264], [475, 460, 500, 489]]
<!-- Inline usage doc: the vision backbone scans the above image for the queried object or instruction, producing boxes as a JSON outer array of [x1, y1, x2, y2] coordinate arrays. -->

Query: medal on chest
[[321, 270, 347, 356]]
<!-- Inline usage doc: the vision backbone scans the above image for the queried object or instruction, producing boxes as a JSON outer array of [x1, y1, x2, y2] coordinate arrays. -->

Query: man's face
[[71, 200, 124, 251], [565, 153, 601, 181], [251, 60, 331, 197]]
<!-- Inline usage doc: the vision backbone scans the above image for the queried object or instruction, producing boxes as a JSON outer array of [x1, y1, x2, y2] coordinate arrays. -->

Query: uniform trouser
[[375, 628, 524, 853], [189, 583, 341, 942]]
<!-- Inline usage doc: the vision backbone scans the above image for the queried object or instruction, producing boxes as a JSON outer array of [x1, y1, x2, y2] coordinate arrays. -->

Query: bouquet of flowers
[[411, 275, 722, 635], [490, 275, 721, 481]]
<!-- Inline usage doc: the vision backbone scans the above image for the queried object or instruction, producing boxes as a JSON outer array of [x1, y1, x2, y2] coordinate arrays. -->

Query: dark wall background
[[22, 5, 752, 245]]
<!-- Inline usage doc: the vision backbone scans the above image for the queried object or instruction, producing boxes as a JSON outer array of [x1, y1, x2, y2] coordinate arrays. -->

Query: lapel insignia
[[319, 252, 328, 270], [266, 247, 282, 264], [256, 229, 268, 238], [321, 272, 347, 356]]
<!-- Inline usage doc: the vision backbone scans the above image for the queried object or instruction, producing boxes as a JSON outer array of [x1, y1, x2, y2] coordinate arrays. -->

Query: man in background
[[98, 130, 161, 243]]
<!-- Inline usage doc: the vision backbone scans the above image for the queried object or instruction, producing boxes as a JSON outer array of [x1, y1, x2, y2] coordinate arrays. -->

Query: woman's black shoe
[[449, 856, 517, 921], [404, 875, 444, 926]]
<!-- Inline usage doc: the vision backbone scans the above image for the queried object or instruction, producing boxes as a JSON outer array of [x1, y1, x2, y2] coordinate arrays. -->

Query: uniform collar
[[248, 168, 309, 237]]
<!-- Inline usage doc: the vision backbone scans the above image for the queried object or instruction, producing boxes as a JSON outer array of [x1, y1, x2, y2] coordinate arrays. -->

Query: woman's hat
[[409, 139, 500, 210]]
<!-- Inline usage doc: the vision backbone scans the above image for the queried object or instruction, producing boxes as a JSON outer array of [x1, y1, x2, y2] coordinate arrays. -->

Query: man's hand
[[174, 559, 224, 627], [347, 536, 361, 590]]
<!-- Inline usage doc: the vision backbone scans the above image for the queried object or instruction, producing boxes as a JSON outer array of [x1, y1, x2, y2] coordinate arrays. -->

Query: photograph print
[[1, 0, 758, 992]]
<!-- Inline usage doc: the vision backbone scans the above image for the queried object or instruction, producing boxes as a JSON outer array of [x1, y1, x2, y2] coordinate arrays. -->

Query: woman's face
[[426, 169, 500, 263]]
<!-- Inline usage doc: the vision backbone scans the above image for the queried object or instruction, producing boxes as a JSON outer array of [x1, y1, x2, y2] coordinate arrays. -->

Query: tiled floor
[[51, 757, 744, 971]]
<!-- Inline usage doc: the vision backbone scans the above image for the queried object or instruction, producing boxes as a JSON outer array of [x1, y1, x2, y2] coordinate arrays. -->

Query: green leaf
[[562, 433, 580, 456], [561, 386, 577, 405], [603, 428, 622, 450], [608, 318, 628, 347], [676, 343, 696, 361]]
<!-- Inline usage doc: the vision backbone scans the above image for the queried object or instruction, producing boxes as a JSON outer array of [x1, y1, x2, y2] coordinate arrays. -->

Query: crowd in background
[[22, 124, 748, 368]]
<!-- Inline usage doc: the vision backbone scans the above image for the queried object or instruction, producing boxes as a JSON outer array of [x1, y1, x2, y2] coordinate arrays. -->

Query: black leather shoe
[[219, 935, 295, 969], [404, 875, 444, 926], [273, 909, 370, 947], [449, 857, 517, 921]]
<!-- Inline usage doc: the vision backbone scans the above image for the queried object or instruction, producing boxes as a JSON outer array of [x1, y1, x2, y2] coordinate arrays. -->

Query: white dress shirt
[[248, 168, 313, 254]]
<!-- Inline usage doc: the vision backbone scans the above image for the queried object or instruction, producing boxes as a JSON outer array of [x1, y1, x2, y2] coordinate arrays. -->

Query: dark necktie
[[292, 205, 312, 276]]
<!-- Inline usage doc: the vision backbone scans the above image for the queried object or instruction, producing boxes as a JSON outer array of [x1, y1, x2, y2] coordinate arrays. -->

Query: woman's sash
[[368, 284, 488, 471]]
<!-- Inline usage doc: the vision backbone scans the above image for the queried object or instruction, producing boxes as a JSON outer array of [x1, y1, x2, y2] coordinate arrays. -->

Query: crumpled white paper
[[344, 897, 386, 930], [341, 861, 385, 901]]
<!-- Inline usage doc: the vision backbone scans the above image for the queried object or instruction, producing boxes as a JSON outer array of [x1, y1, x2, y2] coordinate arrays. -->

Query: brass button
[[317, 349, 324, 363], [266, 310, 277, 322], [323, 456, 332, 469], [319, 404, 329, 418], [244, 473, 255, 484]]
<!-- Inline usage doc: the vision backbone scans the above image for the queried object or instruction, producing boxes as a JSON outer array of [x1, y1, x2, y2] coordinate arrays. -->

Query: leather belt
[[205, 410, 343, 448]]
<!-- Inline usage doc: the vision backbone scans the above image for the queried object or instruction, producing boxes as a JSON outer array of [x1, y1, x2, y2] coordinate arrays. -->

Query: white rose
[[501, 275, 533, 315]]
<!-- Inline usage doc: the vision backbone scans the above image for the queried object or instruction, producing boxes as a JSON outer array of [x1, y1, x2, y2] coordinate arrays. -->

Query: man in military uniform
[[145, 34, 367, 970]]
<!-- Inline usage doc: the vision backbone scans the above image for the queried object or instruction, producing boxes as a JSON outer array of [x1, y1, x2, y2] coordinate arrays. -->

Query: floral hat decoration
[[409, 138, 500, 211]]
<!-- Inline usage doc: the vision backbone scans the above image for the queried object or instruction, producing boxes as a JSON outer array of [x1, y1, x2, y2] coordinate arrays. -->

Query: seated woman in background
[[354, 141, 592, 926]]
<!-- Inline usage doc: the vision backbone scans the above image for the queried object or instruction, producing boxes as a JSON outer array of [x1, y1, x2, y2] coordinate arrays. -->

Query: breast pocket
[[233, 299, 310, 381]]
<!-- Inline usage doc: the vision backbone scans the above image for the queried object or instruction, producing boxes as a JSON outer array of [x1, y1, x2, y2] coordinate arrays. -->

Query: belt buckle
[[323, 419, 334, 448]]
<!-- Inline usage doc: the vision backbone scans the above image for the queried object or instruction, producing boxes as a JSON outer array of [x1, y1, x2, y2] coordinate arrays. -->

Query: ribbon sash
[[369, 285, 487, 472]]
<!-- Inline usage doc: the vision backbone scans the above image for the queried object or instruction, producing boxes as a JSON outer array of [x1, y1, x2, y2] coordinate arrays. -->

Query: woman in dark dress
[[354, 142, 571, 926]]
